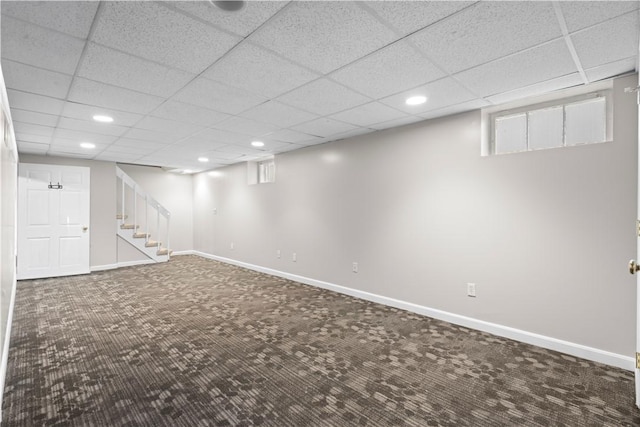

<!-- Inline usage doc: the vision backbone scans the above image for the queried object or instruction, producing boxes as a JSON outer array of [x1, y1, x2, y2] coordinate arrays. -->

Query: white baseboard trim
[[171, 250, 195, 256], [192, 250, 634, 371], [91, 259, 156, 272], [0, 274, 17, 422]]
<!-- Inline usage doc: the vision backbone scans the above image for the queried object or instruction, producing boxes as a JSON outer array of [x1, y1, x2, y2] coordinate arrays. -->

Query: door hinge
[[636, 352, 640, 369], [636, 220, 640, 237]]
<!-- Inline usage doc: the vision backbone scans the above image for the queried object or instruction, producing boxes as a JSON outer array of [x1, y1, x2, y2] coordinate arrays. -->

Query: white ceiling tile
[[16, 132, 51, 145], [240, 101, 319, 128], [363, 1, 474, 36], [193, 127, 250, 145], [94, 152, 140, 163], [380, 77, 476, 114], [1, 16, 85, 74], [123, 128, 182, 144], [369, 115, 425, 131], [330, 127, 376, 142], [58, 117, 129, 137], [77, 43, 195, 97], [68, 78, 165, 115], [17, 141, 49, 153], [112, 138, 167, 151], [62, 102, 144, 127], [419, 99, 491, 121], [454, 40, 577, 98], [15, 133, 51, 145], [329, 102, 408, 127], [485, 74, 584, 106], [2, 60, 72, 99], [48, 148, 96, 159], [7, 90, 65, 115], [134, 116, 203, 138], [560, 1, 639, 33], [330, 41, 445, 99], [177, 136, 226, 151], [277, 79, 371, 116], [150, 100, 231, 127], [11, 109, 59, 127], [410, 2, 562, 74], [266, 129, 321, 144], [92, 2, 240, 74], [211, 145, 262, 157], [50, 137, 109, 149], [291, 118, 360, 138], [13, 122, 54, 137], [2, 1, 99, 38], [99, 145, 152, 155], [132, 157, 170, 167], [172, 1, 287, 37], [571, 12, 639, 70], [53, 129, 118, 145], [250, 2, 397, 73], [585, 57, 637, 84], [173, 77, 268, 115], [203, 42, 319, 98], [273, 142, 304, 153], [213, 116, 279, 137]]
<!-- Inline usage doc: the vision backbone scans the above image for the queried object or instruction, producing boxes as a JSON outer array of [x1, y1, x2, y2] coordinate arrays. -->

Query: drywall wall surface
[[0, 66, 19, 417], [193, 74, 637, 357], [118, 164, 193, 252], [18, 155, 117, 268]]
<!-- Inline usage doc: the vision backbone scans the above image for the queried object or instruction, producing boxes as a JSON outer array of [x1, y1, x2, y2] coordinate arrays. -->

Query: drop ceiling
[[2, 1, 638, 172]]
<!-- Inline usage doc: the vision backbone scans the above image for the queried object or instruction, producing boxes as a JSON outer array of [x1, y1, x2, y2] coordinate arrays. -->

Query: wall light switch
[[292, 252, 297, 262], [276, 249, 281, 259], [352, 262, 358, 273], [230, 242, 234, 250], [467, 283, 476, 297]]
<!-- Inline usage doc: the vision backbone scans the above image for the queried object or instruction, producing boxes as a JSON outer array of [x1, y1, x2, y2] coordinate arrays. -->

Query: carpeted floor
[[2, 255, 639, 426]]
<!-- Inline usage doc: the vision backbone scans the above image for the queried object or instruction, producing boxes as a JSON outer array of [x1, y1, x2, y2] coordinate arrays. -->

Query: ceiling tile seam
[[356, 0, 479, 40], [157, 1, 253, 40], [567, 8, 640, 37], [53, 2, 104, 158], [82, 40, 201, 76], [482, 71, 584, 100], [552, 1, 588, 85], [0, 13, 93, 42], [1, 58, 77, 82]]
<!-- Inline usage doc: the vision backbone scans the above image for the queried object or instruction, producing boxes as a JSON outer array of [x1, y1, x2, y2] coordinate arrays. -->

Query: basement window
[[247, 156, 275, 185], [490, 91, 612, 155]]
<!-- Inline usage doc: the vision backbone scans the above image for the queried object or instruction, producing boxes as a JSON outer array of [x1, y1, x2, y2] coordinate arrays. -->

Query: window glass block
[[495, 113, 527, 154], [528, 106, 563, 150], [565, 97, 606, 146]]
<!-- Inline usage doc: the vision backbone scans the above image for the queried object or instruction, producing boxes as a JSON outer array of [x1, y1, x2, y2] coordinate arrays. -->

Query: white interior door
[[17, 163, 90, 280], [636, 68, 640, 409]]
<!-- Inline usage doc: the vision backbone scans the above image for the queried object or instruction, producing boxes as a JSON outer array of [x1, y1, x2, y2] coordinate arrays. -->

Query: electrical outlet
[[292, 252, 297, 262], [276, 249, 281, 259], [230, 242, 234, 250], [352, 262, 358, 273], [467, 283, 476, 297]]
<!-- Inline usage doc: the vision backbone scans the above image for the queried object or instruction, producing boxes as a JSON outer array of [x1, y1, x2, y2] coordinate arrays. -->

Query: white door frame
[[17, 163, 90, 280]]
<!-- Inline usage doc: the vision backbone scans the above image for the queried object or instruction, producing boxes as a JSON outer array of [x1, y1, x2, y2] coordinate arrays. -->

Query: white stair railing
[[116, 167, 171, 260]]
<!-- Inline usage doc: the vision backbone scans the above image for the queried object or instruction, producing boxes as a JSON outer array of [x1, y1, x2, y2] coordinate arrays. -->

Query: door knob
[[629, 259, 640, 275], [82, 226, 88, 232]]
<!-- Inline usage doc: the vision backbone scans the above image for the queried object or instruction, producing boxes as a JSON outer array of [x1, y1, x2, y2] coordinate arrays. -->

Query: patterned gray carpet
[[2, 255, 639, 426]]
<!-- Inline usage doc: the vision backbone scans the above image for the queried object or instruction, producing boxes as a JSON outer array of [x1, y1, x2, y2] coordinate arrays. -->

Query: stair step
[[116, 214, 128, 220], [145, 240, 160, 247], [157, 248, 172, 256], [133, 233, 149, 239], [120, 224, 139, 230]]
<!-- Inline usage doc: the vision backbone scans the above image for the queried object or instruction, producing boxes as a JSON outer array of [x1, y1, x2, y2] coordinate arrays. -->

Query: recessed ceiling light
[[251, 141, 264, 147], [92, 114, 114, 123], [80, 142, 95, 149], [198, 157, 209, 163], [405, 96, 427, 106]]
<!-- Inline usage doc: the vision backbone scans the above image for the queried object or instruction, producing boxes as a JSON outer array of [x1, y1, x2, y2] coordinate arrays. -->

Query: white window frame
[[481, 79, 615, 156]]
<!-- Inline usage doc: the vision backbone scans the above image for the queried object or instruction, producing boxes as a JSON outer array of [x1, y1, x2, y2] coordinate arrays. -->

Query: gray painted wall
[[192, 74, 638, 357]]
